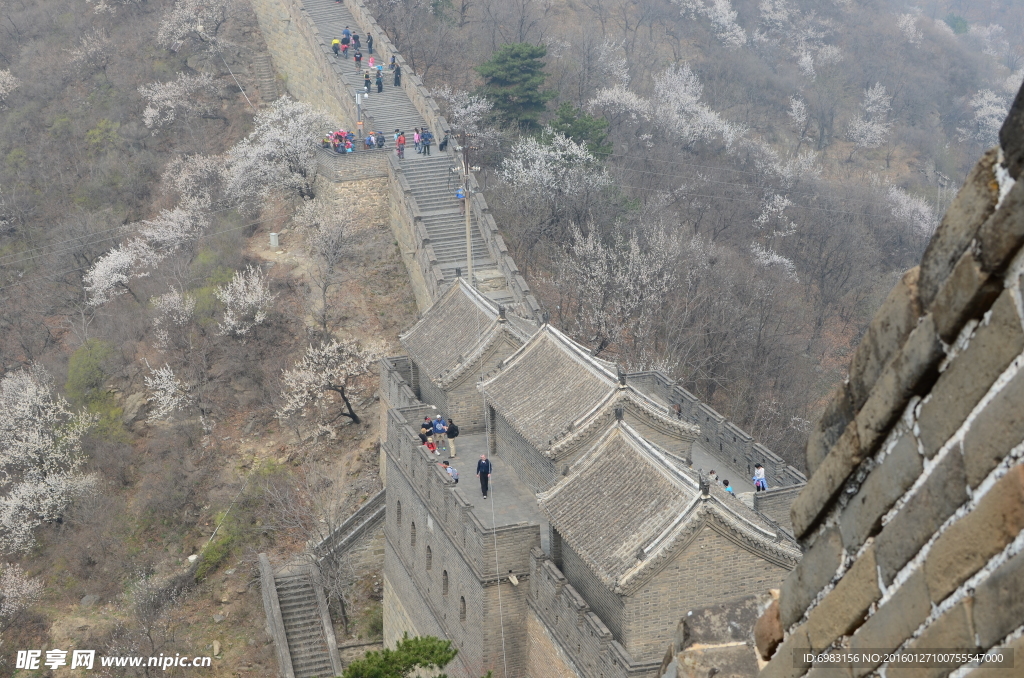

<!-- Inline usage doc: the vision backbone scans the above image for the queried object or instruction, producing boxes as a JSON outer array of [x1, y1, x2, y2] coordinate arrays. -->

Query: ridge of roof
[[399, 278, 498, 344], [436, 320, 530, 388]]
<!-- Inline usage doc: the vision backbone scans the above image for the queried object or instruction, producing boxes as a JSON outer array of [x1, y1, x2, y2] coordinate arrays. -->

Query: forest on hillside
[[0, 0, 1020, 671], [369, 0, 1024, 460]]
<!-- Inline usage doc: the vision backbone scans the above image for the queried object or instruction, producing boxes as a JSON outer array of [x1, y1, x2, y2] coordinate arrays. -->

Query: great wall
[[246, 0, 1024, 674]]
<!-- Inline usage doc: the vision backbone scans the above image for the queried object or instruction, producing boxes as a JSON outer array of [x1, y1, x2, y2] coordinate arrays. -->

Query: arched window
[[442, 570, 449, 596], [411, 522, 417, 548], [396, 501, 402, 527], [426, 546, 432, 570], [460, 596, 466, 621]]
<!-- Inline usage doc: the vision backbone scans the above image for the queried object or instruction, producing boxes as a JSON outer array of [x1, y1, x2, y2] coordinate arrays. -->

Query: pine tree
[[475, 43, 554, 129], [549, 102, 612, 158]]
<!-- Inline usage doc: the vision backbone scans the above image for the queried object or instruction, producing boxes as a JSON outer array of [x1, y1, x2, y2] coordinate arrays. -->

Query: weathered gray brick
[[978, 177, 1024, 274], [806, 383, 856, 477], [850, 569, 931, 678], [889, 599, 977, 678], [792, 426, 862, 539], [805, 545, 881, 650], [962, 363, 1024, 488], [919, 149, 999, 309], [781, 527, 844, 629], [839, 431, 923, 552], [848, 267, 922, 410], [929, 248, 1003, 343], [918, 290, 1024, 457], [875, 451, 968, 586], [973, 548, 1024, 649]]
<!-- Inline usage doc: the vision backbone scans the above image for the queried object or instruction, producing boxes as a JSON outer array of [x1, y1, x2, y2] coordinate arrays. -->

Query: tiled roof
[[539, 422, 801, 593], [400, 279, 535, 383], [478, 325, 619, 450], [539, 423, 700, 587]]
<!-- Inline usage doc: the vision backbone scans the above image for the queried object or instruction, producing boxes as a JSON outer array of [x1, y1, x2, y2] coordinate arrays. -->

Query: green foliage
[[66, 339, 128, 442], [85, 119, 121, 151], [66, 339, 115, 407], [944, 13, 968, 34], [549, 102, 612, 158], [50, 115, 74, 139], [343, 635, 460, 678], [5, 148, 27, 171], [365, 605, 384, 638], [476, 43, 555, 130]]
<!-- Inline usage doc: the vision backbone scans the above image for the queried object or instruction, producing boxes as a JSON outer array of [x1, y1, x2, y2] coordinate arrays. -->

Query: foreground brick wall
[[756, 87, 1024, 678]]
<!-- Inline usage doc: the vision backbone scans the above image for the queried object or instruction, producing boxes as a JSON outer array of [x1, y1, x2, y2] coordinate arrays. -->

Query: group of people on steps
[[331, 25, 402, 90]]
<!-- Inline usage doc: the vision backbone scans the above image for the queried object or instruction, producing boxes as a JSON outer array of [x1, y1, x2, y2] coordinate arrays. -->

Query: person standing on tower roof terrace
[[722, 479, 734, 494], [442, 460, 459, 483], [446, 418, 459, 458], [477, 454, 492, 499], [753, 463, 767, 492], [432, 414, 448, 454]]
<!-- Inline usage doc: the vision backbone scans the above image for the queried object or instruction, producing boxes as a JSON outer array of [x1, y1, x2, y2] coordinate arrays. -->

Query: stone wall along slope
[[754, 84, 1024, 678]]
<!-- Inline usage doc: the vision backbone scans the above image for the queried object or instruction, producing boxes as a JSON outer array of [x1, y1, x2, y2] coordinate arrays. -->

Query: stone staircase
[[275, 568, 340, 678], [301, 0, 513, 303], [253, 54, 281, 105]]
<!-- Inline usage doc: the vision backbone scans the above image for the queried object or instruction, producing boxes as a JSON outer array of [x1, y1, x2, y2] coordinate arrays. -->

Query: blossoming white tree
[[144, 364, 188, 422], [958, 90, 1008, 148], [0, 365, 96, 554], [222, 97, 333, 214], [675, 0, 747, 47], [887, 186, 936, 237], [0, 562, 42, 653], [83, 239, 157, 306], [278, 339, 385, 431], [215, 265, 276, 336], [0, 71, 20, 109], [847, 83, 892, 161], [157, 0, 228, 46], [139, 72, 217, 129]]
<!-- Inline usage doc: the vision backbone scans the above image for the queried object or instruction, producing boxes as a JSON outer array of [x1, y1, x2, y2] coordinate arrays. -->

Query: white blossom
[[0, 71, 19, 108], [675, 0, 747, 47], [144, 364, 188, 422], [750, 243, 797, 280], [969, 23, 1008, 59], [215, 265, 276, 336], [957, 90, 1008, 147], [653, 65, 744, 147], [896, 13, 922, 46], [431, 87, 492, 135], [0, 366, 96, 554], [788, 96, 807, 128], [1004, 70, 1024, 96], [499, 131, 612, 196], [157, 0, 228, 46], [222, 97, 333, 213], [152, 287, 196, 348], [0, 563, 42, 619], [160, 154, 223, 203], [278, 339, 385, 429], [83, 239, 156, 306], [797, 50, 815, 78], [887, 186, 936, 236], [755, 193, 795, 234], [847, 83, 892, 154], [139, 72, 216, 128], [588, 84, 654, 122]]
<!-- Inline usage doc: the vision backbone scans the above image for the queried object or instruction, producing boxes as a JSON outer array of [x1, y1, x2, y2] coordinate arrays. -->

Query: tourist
[[354, 48, 363, 71], [397, 131, 406, 160], [413, 128, 421, 154], [421, 128, 432, 155], [375, 131, 385, 149], [477, 454, 492, 499], [708, 469, 719, 484], [352, 34, 361, 50], [375, 72, 384, 93], [419, 421, 431, 445], [331, 38, 341, 57], [368, 55, 375, 69], [367, 33, 374, 55], [456, 185, 466, 215], [446, 418, 459, 458], [753, 463, 767, 492], [389, 55, 396, 70], [343, 26, 352, 40], [365, 133, 375, 150], [393, 63, 402, 87], [432, 414, 448, 454], [364, 71, 372, 94], [722, 479, 734, 495], [442, 460, 459, 484]]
